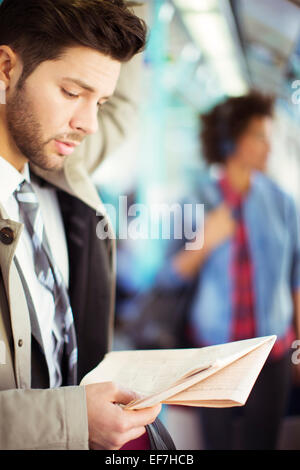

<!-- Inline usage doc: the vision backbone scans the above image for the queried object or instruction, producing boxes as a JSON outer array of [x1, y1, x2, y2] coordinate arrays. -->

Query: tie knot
[[14, 180, 38, 205]]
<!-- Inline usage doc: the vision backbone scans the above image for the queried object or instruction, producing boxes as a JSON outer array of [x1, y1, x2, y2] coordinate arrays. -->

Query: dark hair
[[200, 90, 275, 165], [0, 0, 147, 84]]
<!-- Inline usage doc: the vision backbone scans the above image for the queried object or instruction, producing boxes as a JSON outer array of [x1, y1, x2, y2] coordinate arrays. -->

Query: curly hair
[[0, 0, 147, 85], [200, 91, 275, 165]]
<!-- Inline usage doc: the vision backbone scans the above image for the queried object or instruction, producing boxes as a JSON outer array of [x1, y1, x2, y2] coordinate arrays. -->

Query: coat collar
[[30, 156, 101, 212], [31, 156, 116, 247]]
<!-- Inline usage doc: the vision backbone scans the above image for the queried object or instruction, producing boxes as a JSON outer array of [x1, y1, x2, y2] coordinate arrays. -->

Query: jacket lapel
[[0, 215, 31, 389], [0, 208, 49, 389], [13, 257, 45, 352], [57, 190, 114, 382]]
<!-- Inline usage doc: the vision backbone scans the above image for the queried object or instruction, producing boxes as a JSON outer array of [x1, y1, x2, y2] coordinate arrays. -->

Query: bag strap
[[146, 418, 176, 450]]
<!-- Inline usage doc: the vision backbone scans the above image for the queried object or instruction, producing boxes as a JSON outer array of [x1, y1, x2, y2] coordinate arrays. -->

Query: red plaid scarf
[[219, 176, 256, 342]]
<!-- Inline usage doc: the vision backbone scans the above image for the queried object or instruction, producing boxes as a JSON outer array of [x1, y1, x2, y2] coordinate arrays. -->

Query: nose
[[70, 104, 99, 136]]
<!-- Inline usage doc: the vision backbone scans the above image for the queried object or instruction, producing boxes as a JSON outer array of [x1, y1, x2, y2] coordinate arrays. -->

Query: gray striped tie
[[14, 180, 78, 386]]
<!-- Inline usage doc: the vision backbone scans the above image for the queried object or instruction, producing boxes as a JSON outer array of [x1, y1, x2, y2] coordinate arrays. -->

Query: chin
[[32, 154, 66, 172], [253, 160, 267, 173], [47, 160, 65, 172], [259, 163, 267, 173]]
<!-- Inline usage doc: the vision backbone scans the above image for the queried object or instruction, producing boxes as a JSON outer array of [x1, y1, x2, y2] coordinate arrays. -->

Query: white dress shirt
[[0, 156, 69, 388]]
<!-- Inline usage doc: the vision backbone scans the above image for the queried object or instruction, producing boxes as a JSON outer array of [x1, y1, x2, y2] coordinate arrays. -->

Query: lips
[[54, 140, 80, 156]]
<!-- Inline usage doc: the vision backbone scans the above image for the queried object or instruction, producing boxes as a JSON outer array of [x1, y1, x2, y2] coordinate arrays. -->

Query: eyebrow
[[62, 77, 111, 101]]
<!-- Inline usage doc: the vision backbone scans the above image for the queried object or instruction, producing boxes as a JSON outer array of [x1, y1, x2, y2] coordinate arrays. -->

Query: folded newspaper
[[81, 335, 276, 410]]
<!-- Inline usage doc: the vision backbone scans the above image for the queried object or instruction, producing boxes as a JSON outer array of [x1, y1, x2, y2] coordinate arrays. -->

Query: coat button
[[18, 339, 23, 347], [0, 227, 15, 245]]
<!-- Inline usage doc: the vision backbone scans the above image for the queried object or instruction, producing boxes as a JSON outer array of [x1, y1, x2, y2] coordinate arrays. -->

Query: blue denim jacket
[[159, 172, 300, 346]]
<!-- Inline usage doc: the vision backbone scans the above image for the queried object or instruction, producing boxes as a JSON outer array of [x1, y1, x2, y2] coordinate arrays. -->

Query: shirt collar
[[0, 155, 30, 205]]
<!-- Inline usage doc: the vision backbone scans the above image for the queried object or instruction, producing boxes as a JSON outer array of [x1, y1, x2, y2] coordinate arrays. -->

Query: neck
[[224, 159, 252, 195], [0, 114, 27, 172]]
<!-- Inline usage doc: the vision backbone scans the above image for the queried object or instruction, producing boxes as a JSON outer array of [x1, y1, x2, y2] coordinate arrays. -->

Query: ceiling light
[[173, 0, 218, 12]]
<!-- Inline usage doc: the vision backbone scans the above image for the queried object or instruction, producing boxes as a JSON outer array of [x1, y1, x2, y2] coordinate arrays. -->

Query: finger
[[112, 385, 141, 405], [85, 382, 138, 408], [122, 403, 162, 429]]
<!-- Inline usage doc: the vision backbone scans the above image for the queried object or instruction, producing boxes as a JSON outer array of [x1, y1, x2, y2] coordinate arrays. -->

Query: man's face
[[5, 46, 121, 171]]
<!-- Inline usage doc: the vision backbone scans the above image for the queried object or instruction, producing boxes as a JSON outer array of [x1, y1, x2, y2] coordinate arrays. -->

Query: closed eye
[[62, 88, 78, 99], [62, 88, 103, 108]]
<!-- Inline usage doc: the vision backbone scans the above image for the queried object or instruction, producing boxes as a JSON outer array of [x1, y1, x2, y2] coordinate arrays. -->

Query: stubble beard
[[6, 81, 65, 172]]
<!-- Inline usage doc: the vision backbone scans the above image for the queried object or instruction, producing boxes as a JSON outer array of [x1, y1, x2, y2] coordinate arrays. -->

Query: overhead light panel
[[174, 0, 218, 12], [173, 0, 249, 96], [213, 57, 248, 96], [183, 12, 235, 59], [180, 11, 247, 96]]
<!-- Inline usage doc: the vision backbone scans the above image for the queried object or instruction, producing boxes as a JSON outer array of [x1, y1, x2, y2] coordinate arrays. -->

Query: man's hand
[[85, 382, 161, 450]]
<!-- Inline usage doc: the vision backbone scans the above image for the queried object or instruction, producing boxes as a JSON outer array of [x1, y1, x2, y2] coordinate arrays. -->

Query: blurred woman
[[161, 91, 300, 449]]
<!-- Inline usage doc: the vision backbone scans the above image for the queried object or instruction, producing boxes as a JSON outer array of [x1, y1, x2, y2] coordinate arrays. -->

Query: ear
[[0, 45, 18, 94], [219, 139, 236, 159]]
